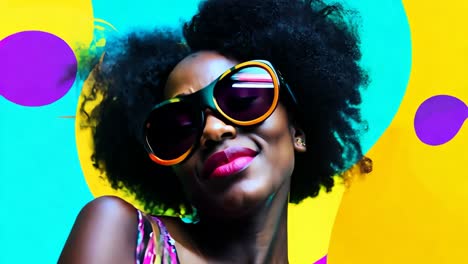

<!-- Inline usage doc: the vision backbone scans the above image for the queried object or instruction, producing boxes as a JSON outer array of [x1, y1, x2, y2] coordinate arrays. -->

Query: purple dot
[[314, 254, 327, 264], [414, 95, 468, 146], [0, 31, 77, 107]]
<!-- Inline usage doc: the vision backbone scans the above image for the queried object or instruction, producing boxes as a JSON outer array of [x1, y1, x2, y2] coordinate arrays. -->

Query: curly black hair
[[80, 0, 369, 215]]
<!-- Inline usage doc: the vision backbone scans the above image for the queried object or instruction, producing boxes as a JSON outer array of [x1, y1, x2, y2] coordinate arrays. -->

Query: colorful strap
[[135, 210, 180, 264], [136, 210, 156, 264], [152, 216, 180, 264]]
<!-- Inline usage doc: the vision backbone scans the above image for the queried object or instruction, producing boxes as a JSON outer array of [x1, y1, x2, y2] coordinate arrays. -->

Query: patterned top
[[136, 210, 180, 264]]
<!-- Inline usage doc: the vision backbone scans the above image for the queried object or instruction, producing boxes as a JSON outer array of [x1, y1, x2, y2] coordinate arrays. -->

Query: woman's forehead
[[164, 51, 238, 99]]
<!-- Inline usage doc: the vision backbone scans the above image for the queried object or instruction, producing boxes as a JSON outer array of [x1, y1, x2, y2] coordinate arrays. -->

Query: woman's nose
[[200, 110, 237, 149]]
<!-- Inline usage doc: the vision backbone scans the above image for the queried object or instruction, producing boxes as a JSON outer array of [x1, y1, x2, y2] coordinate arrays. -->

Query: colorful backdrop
[[0, 0, 467, 263]]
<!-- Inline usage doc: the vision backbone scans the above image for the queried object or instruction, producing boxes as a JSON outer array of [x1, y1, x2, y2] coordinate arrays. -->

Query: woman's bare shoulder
[[58, 196, 138, 264]]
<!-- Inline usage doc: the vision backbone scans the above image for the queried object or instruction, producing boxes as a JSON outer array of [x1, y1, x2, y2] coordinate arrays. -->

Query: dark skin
[[59, 51, 306, 264]]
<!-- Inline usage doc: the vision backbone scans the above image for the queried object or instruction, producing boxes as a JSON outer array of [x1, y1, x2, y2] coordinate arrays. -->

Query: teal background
[[0, 1, 410, 263]]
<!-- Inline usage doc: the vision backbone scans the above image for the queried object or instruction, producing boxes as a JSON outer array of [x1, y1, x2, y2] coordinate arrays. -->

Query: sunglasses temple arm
[[280, 76, 298, 105]]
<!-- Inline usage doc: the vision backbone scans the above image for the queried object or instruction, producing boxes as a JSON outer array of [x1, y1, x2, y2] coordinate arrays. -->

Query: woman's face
[[164, 51, 305, 219]]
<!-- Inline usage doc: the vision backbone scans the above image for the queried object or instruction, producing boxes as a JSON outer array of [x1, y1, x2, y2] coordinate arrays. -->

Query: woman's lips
[[202, 147, 258, 179]]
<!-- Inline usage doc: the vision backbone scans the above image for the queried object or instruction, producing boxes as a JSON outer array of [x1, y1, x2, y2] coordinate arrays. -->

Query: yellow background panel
[[328, 0, 468, 263]]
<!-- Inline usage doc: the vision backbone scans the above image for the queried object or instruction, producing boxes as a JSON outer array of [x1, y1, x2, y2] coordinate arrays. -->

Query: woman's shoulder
[[58, 196, 139, 264], [72, 195, 138, 236], [80, 195, 137, 219]]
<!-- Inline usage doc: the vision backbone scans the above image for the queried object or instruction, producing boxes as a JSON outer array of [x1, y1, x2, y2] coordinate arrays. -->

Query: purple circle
[[0, 31, 77, 106], [414, 95, 468, 146]]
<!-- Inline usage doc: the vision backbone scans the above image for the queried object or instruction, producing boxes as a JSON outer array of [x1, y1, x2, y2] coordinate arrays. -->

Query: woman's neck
[[188, 183, 290, 264]]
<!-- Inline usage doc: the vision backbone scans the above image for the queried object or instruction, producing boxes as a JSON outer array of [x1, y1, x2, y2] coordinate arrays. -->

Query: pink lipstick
[[202, 147, 258, 179]]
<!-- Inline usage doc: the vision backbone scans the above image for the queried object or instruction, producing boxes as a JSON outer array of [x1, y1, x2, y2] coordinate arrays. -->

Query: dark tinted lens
[[214, 66, 275, 121], [145, 102, 200, 160]]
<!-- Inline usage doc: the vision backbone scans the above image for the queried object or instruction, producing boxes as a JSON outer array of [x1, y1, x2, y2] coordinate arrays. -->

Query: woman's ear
[[292, 127, 306, 153]]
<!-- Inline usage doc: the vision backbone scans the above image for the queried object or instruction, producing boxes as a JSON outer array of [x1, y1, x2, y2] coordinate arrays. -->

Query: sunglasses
[[143, 60, 297, 166]]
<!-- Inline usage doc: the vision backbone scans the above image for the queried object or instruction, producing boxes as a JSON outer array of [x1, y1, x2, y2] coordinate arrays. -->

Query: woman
[[59, 0, 369, 263]]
